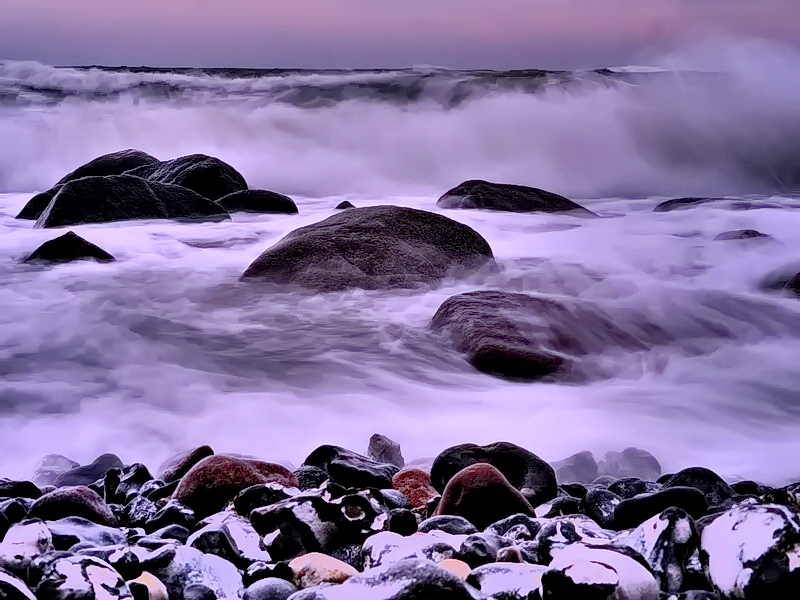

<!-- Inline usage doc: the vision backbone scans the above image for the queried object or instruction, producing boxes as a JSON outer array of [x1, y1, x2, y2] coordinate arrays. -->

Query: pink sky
[[3, 0, 799, 67]]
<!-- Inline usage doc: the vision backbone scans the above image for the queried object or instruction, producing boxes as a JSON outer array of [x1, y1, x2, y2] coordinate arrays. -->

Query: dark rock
[[433, 463, 535, 530], [418, 515, 478, 535], [653, 197, 723, 212], [53, 453, 123, 487], [125, 153, 248, 200], [216, 189, 298, 214], [391, 468, 439, 511], [714, 229, 771, 241], [173, 455, 298, 519], [0, 480, 41, 499], [16, 149, 159, 220], [538, 495, 582, 518], [141, 545, 240, 600], [662, 466, 737, 509], [158, 445, 215, 484], [591, 475, 618, 487], [485, 513, 541, 542], [607, 477, 659, 499], [148, 524, 191, 544], [187, 520, 244, 568], [367, 434, 405, 469], [430, 290, 574, 381], [731, 480, 765, 496], [34, 554, 133, 599], [532, 515, 616, 565], [386, 508, 418, 535], [113, 463, 154, 504], [32, 455, 81, 487], [459, 533, 513, 568], [240, 205, 493, 291], [303, 445, 399, 490], [22, 231, 115, 265], [45, 516, 126, 550], [467, 562, 547, 599], [145, 479, 179, 502], [334, 201, 355, 209], [243, 562, 294, 588], [539, 565, 617, 600], [580, 488, 622, 529], [183, 583, 218, 600], [0, 498, 32, 541], [28, 485, 117, 526], [244, 577, 297, 600], [560, 483, 587, 499], [675, 593, 722, 600], [598, 447, 661, 481], [233, 483, 299, 516], [376, 489, 411, 511], [0, 568, 36, 600], [436, 179, 595, 215], [144, 499, 196, 532], [293, 466, 328, 491], [34, 175, 230, 228], [431, 441, 557, 507], [552, 451, 598, 484], [613, 486, 708, 530], [124, 495, 159, 528]]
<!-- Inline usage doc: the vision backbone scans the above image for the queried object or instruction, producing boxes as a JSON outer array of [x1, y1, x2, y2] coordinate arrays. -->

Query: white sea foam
[[1, 37, 800, 484]]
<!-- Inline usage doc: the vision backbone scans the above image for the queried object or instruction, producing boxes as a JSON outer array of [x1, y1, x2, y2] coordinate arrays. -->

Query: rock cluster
[[1, 438, 798, 599]]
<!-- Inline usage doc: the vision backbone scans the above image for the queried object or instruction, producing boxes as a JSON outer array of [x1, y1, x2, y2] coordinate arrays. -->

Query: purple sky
[[3, 0, 799, 68]]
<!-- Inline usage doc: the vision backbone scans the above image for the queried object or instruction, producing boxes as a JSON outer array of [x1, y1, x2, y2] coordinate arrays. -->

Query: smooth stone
[[730, 480, 765, 496], [434, 463, 535, 530], [146, 524, 191, 545], [125, 495, 159, 528], [334, 201, 354, 209], [0, 498, 32, 541], [436, 179, 595, 215], [173, 455, 298, 519], [391, 468, 439, 510], [32, 455, 81, 487], [243, 561, 294, 588], [467, 562, 547, 599], [289, 552, 358, 588], [598, 448, 662, 481], [560, 483, 588, 499], [16, 149, 159, 220], [459, 533, 513, 568], [216, 189, 298, 214], [0, 568, 36, 599], [145, 480, 180, 503], [141, 545, 241, 600], [0, 480, 41, 499], [28, 485, 117, 526], [430, 441, 557, 507], [144, 499, 196, 533], [53, 454, 123, 488], [183, 583, 217, 600], [0, 520, 54, 574], [35, 554, 133, 599], [418, 515, 478, 535], [22, 231, 115, 265], [714, 229, 771, 241], [615, 507, 700, 594], [367, 434, 405, 469], [243, 577, 298, 600], [438, 558, 471, 580], [535, 495, 582, 518], [386, 509, 417, 536], [613, 486, 708, 530], [302, 445, 399, 490], [128, 572, 169, 600], [293, 466, 328, 491], [114, 464, 155, 504], [361, 530, 465, 570], [158, 446, 215, 484], [662, 467, 737, 509], [653, 197, 723, 212], [34, 175, 230, 228], [233, 483, 300, 517], [532, 515, 616, 565], [608, 478, 660, 499], [239, 205, 494, 292], [125, 153, 248, 200], [484, 513, 542, 542], [552, 451, 598, 484], [45, 516, 126, 550], [580, 488, 622, 529]]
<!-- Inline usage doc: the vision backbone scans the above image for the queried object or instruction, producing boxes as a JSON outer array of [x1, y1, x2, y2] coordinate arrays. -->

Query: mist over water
[[2, 37, 800, 484]]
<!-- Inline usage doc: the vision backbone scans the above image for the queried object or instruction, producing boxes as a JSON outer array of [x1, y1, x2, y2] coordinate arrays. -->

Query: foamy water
[[2, 38, 800, 484]]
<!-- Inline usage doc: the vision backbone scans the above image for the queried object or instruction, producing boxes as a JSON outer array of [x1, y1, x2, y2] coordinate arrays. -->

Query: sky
[[2, 0, 800, 69]]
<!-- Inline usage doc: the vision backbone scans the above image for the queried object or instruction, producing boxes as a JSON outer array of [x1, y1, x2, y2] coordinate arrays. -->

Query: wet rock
[[125, 153, 248, 200], [653, 197, 723, 212], [484, 513, 541, 542], [173, 455, 298, 519], [608, 478, 660, 499], [730, 480, 765, 496], [334, 201, 354, 209], [561, 482, 588, 498], [53, 454, 124, 487], [34, 175, 230, 228], [183, 583, 217, 600], [22, 231, 115, 265], [613, 486, 708, 530], [361, 530, 464, 570], [32, 455, 81, 487], [615, 507, 700, 594], [0, 568, 36, 600], [714, 229, 771, 241], [386, 508, 417, 535], [467, 562, 546, 599], [598, 448, 662, 481], [128, 572, 169, 600], [113, 464, 154, 504], [244, 577, 297, 600], [0, 520, 54, 574], [35, 554, 133, 599], [580, 488, 622, 529], [140, 545, 242, 600], [158, 446, 215, 484], [662, 467, 737, 510], [418, 515, 478, 535], [233, 483, 300, 517], [459, 533, 514, 568], [289, 552, 358, 588], [0, 498, 32, 541], [45, 516, 126, 550], [391, 468, 439, 510], [240, 205, 494, 292], [700, 502, 800, 599], [438, 558, 471, 580], [437, 179, 594, 215], [552, 451, 598, 484], [434, 463, 535, 530], [431, 441, 557, 507], [535, 495, 582, 519], [0, 480, 41, 499], [28, 486, 117, 526], [430, 290, 567, 380], [532, 514, 616, 565], [293, 466, 328, 491], [216, 189, 298, 214], [302, 445, 399, 490], [144, 499, 196, 532], [367, 434, 405, 469], [16, 149, 159, 220], [189, 511, 271, 565]]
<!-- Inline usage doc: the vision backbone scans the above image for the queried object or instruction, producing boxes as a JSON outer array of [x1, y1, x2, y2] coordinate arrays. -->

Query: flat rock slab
[[240, 205, 493, 292], [436, 179, 595, 215]]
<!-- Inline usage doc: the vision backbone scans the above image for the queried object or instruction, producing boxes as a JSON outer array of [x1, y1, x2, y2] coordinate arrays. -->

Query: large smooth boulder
[[216, 189, 298, 214], [28, 485, 117, 526], [431, 441, 557, 507], [16, 149, 159, 220], [240, 205, 493, 291], [436, 179, 594, 214], [34, 175, 230, 228], [22, 231, 115, 264], [125, 153, 248, 200]]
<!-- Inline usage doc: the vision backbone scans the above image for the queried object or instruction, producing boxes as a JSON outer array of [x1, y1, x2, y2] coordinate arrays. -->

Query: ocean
[[2, 41, 800, 484]]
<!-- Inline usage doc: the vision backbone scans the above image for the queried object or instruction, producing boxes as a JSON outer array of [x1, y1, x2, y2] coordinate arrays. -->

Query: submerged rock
[[22, 231, 115, 264], [216, 189, 298, 214], [240, 205, 494, 291], [125, 153, 248, 200], [436, 179, 595, 215]]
